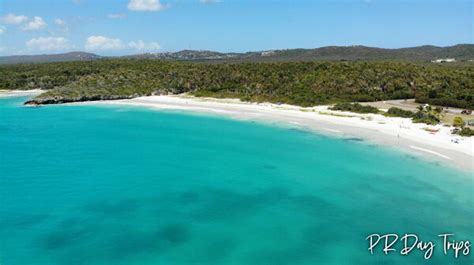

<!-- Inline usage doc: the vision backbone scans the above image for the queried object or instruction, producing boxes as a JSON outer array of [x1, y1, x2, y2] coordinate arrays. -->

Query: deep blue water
[[0, 96, 472, 265]]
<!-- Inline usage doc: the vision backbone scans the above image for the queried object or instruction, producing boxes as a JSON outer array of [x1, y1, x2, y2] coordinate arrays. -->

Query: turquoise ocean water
[[0, 96, 472, 265]]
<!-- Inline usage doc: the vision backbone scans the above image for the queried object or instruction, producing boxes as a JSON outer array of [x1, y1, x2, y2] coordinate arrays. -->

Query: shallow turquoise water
[[0, 96, 472, 265]]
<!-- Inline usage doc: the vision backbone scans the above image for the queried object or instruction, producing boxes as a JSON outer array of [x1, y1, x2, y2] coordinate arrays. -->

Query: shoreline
[[0, 89, 43, 98], [91, 95, 473, 172]]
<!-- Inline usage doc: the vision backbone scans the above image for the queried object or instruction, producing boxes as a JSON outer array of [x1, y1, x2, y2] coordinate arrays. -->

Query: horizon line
[[1, 43, 473, 58]]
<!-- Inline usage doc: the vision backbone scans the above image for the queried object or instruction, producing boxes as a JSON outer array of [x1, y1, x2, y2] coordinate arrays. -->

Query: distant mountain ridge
[[0, 52, 101, 65], [1, 44, 473, 64]]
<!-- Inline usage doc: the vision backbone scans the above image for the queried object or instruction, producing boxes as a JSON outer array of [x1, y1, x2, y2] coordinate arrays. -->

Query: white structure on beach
[[431, 58, 456, 63]]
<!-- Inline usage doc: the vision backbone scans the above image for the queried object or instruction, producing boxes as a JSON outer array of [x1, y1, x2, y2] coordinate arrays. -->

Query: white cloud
[[23, 16, 47, 31], [26, 37, 70, 51], [54, 18, 69, 33], [128, 40, 160, 51], [2, 14, 28, 25], [0, 26, 6, 34], [84, 36, 161, 52], [54, 19, 66, 26], [127, 0, 165, 11], [85, 36, 125, 50], [107, 13, 127, 19]]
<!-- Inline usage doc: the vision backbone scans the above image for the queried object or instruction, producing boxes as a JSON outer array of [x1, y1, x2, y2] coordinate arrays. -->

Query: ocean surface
[[0, 96, 472, 265]]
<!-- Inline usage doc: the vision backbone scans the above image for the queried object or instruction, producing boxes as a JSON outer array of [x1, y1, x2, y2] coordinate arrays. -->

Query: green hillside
[[0, 59, 472, 109]]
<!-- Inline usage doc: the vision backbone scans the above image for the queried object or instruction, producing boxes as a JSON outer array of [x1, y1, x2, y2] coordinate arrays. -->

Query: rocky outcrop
[[24, 94, 138, 105]]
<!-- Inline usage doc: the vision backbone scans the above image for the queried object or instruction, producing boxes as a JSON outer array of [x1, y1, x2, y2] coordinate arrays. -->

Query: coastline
[[92, 95, 473, 171], [0, 89, 43, 98]]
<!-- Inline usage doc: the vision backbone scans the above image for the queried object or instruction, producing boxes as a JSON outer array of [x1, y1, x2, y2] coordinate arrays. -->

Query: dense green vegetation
[[329, 104, 444, 127], [411, 112, 440, 125], [458, 127, 474, 137], [451, 117, 474, 137], [329, 102, 380, 114], [0, 59, 473, 108], [383, 106, 441, 125], [385, 107, 415, 118], [411, 105, 443, 125]]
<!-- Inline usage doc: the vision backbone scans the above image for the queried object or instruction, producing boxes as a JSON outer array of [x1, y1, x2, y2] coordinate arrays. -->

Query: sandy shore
[[0, 89, 43, 98], [93, 95, 473, 171]]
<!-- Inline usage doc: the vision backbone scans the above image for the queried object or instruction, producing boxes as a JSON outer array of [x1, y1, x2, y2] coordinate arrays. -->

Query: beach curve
[[87, 95, 474, 172]]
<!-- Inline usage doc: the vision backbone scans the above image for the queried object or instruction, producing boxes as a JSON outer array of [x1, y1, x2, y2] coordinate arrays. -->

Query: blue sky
[[0, 0, 472, 55]]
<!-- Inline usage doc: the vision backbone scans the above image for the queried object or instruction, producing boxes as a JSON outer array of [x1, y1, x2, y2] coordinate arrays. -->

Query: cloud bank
[[85, 35, 161, 52], [26, 37, 70, 51], [2, 14, 28, 25], [23, 17, 47, 31], [128, 0, 165, 11]]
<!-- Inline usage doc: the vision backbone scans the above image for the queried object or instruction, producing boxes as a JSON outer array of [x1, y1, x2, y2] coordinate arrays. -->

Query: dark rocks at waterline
[[24, 95, 138, 105]]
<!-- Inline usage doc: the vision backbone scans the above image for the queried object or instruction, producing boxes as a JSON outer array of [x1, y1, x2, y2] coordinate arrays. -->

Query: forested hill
[[1, 60, 472, 109], [1, 44, 473, 64], [0, 52, 101, 65]]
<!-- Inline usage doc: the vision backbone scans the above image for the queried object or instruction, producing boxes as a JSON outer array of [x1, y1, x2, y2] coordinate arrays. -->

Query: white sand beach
[[95, 95, 473, 171], [0, 89, 43, 98]]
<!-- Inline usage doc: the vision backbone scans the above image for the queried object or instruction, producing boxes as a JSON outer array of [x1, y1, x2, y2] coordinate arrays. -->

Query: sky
[[0, 0, 472, 56]]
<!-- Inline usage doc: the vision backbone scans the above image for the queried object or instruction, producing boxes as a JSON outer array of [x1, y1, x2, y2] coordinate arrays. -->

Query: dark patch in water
[[106, 223, 189, 258], [177, 191, 200, 204], [289, 127, 310, 134], [403, 154, 418, 160], [263, 164, 277, 170], [57, 216, 90, 228], [343, 137, 364, 142], [290, 194, 341, 219], [81, 198, 139, 216], [394, 175, 443, 194], [39, 219, 94, 250], [0, 213, 49, 230], [247, 222, 347, 265], [190, 187, 290, 221], [158, 223, 190, 244], [38, 220, 190, 264], [31, 187, 347, 264], [428, 160, 442, 167], [103, 223, 190, 262]]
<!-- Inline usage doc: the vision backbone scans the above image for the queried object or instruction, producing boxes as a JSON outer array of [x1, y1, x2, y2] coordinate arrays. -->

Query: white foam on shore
[[323, 128, 342, 133], [409, 145, 453, 160]]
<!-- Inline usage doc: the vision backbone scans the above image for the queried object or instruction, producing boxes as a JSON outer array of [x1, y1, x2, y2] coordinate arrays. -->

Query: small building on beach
[[431, 58, 456, 63]]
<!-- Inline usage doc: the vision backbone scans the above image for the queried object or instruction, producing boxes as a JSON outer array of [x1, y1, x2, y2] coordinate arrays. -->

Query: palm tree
[[416, 105, 425, 113], [425, 105, 432, 114], [433, 106, 444, 120]]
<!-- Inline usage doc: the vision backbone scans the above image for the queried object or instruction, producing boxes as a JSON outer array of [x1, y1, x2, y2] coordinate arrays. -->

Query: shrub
[[412, 112, 440, 125], [452, 116, 465, 127], [385, 107, 414, 118], [330, 102, 380, 114], [458, 127, 474, 137]]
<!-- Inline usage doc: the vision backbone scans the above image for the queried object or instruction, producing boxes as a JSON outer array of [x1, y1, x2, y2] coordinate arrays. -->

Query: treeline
[[0, 59, 472, 108]]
